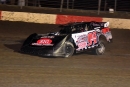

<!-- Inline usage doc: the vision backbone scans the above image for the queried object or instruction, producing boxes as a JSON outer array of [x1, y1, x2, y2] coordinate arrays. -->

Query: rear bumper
[[109, 39, 113, 43]]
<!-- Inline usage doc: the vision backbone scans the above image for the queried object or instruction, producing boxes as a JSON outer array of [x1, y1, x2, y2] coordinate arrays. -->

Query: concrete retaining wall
[[103, 18, 130, 29], [56, 15, 102, 24], [1, 11, 56, 24], [0, 11, 1, 20], [0, 11, 130, 29]]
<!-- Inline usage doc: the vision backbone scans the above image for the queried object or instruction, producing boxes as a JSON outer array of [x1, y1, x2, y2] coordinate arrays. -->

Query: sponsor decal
[[76, 34, 88, 49], [77, 42, 87, 49], [41, 36, 54, 38], [102, 28, 110, 34], [87, 31, 97, 46], [101, 28, 112, 41], [37, 38, 52, 44], [72, 31, 98, 50], [32, 38, 53, 46]]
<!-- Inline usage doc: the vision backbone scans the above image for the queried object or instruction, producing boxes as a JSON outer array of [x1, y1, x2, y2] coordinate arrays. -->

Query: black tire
[[64, 42, 74, 58], [93, 40, 106, 55]]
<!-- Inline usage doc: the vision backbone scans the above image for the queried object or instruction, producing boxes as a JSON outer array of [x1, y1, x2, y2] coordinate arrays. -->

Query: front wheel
[[64, 42, 74, 58], [93, 40, 106, 55]]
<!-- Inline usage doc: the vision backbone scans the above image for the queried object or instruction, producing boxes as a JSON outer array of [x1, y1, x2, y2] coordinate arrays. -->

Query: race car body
[[21, 21, 113, 57]]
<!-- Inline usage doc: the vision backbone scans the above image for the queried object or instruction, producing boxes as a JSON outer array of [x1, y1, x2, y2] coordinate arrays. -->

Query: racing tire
[[93, 39, 106, 55], [64, 42, 74, 58]]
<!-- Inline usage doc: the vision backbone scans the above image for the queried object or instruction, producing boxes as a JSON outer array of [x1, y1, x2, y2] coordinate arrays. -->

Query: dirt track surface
[[0, 21, 130, 87]]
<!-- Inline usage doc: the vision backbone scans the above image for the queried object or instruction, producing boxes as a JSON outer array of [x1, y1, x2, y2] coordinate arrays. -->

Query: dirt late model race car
[[21, 21, 113, 58]]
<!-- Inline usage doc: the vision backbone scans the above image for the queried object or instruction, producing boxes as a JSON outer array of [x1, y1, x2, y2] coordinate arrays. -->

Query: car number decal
[[72, 30, 98, 50], [32, 38, 53, 46]]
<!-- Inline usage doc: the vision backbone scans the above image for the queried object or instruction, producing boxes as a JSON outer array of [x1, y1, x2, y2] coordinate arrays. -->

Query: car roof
[[63, 22, 88, 26]]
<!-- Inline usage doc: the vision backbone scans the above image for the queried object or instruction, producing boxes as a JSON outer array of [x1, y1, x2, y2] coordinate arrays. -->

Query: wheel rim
[[65, 44, 74, 57], [66, 45, 72, 54], [97, 43, 105, 54]]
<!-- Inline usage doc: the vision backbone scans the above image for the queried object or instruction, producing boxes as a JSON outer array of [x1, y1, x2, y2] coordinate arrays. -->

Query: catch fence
[[2, 0, 130, 12]]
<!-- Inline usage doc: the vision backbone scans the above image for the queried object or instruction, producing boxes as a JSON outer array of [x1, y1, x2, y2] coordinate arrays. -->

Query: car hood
[[31, 34, 68, 47]]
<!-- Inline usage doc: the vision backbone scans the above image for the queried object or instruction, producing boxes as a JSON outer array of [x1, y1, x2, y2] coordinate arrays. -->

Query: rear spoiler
[[104, 22, 109, 27], [91, 22, 109, 28]]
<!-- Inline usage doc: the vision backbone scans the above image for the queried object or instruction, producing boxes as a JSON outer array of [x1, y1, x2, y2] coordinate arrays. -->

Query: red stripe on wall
[[0, 11, 1, 20], [56, 15, 103, 24]]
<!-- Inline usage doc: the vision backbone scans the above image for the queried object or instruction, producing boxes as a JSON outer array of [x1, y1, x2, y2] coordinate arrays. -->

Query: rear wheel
[[93, 40, 106, 55], [64, 42, 74, 58]]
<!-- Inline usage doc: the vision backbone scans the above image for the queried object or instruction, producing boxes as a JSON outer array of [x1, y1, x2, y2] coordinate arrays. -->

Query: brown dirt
[[0, 21, 130, 87], [0, 5, 130, 87]]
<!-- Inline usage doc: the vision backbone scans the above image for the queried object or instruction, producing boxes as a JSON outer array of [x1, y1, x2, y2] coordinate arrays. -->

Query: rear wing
[[91, 22, 109, 28], [104, 22, 109, 27]]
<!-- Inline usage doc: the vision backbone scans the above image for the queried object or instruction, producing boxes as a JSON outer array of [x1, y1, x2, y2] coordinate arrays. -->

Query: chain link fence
[[1, 0, 130, 12]]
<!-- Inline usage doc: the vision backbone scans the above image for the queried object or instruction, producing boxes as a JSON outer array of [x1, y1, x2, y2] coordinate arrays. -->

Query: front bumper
[[21, 46, 65, 57]]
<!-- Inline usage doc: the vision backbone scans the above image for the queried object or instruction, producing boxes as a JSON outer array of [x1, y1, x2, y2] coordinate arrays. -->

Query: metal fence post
[[115, 0, 117, 11], [60, 0, 64, 12], [67, 0, 69, 9], [72, 0, 74, 9], [98, 0, 101, 15], [25, 0, 28, 6], [104, 0, 107, 11]]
